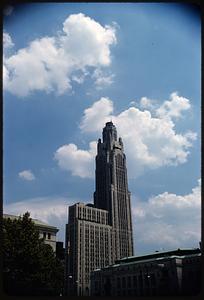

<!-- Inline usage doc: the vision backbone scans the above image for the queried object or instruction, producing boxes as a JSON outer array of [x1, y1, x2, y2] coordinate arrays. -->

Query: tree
[[2, 212, 64, 295]]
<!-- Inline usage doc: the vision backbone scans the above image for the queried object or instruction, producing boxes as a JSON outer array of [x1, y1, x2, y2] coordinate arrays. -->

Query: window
[[43, 232, 46, 239], [122, 277, 126, 288], [117, 277, 121, 289], [127, 276, 131, 288], [151, 274, 156, 285], [48, 233, 51, 239]]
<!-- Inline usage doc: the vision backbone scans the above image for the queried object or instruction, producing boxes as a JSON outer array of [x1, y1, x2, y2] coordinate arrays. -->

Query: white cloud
[[92, 68, 114, 89], [3, 32, 14, 49], [139, 96, 156, 110], [3, 33, 14, 89], [156, 92, 191, 120], [71, 70, 89, 84], [3, 13, 117, 97], [139, 93, 191, 121], [132, 179, 201, 254], [4, 196, 74, 242], [78, 94, 196, 177], [129, 100, 136, 106], [3, 64, 9, 88], [80, 97, 114, 133], [18, 170, 35, 181], [54, 141, 97, 178], [61, 14, 116, 67], [4, 179, 201, 252]]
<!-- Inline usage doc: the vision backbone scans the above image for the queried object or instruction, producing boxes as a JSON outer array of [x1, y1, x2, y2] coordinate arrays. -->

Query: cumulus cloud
[[3, 32, 14, 88], [77, 93, 196, 177], [18, 170, 35, 181], [80, 97, 113, 133], [54, 141, 97, 178], [129, 100, 136, 106], [3, 32, 14, 49], [3, 64, 10, 88], [132, 179, 201, 254], [3, 13, 117, 97], [156, 92, 191, 120], [4, 179, 201, 252], [139, 92, 191, 121], [139, 96, 156, 110], [92, 68, 114, 89]]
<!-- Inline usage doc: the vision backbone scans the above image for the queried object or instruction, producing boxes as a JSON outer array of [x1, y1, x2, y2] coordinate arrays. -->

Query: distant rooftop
[[72, 202, 108, 212], [115, 248, 201, 265], [93, 248, 201, 272], [3, 213, 58, 231]]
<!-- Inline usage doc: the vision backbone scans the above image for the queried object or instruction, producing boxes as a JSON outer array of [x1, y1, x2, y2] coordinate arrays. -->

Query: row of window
[[114, 274, 156, 289], [43, 232, 51, 239], [77, 206, 108, 224]]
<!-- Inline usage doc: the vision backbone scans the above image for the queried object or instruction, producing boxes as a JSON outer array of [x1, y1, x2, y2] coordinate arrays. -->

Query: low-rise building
[[91, 248, 201, 296], [3, 214, 59, 252]]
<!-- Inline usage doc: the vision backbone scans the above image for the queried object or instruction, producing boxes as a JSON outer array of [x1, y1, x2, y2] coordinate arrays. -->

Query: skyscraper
[[94, 122, 133, 260], [65, 122, 134, 296]]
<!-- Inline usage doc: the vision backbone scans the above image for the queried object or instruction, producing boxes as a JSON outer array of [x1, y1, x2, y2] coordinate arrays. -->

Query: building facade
[[65, 203, 113, 296], [94, 121, 134, 260], [3, 214, 59, 252], [65, 122, 134, 296], [91, 248, 201, 296]]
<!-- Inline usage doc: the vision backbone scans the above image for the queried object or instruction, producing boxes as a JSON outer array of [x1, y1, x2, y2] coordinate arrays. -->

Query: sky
[[3, 3, 201, 255]]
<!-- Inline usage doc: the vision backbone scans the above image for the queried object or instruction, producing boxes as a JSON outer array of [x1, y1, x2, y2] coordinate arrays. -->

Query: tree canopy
[[2, 212, 64, 295]]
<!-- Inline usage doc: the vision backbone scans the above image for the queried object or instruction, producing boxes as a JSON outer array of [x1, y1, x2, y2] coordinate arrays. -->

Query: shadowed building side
[[91, 248, 201, 296], [94, 122, 134, 260]]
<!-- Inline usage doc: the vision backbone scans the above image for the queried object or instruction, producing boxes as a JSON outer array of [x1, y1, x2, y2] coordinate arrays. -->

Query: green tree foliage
[[3, 212, 64, 295]]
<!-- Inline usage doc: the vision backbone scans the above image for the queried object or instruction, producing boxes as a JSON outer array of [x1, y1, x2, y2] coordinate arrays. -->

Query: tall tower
[[94, 121, 134, 260], [65, 121, 134, 296]]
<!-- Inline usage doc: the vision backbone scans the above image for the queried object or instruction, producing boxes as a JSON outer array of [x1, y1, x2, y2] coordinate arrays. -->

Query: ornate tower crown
[[102, 121, 118, 149]]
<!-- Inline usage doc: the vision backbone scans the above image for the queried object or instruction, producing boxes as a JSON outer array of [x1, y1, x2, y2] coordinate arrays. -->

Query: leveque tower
[[65, 122, 134, 296]]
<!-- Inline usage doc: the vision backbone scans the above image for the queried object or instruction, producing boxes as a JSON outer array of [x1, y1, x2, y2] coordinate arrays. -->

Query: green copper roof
[[92, 251, 201, 273], [115, 248, 201, 265]]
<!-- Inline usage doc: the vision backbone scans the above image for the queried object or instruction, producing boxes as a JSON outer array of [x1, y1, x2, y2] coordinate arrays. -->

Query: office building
[[65, 122, 134, 295], [91, 248, 201, 296], [94, 121, 134, 260], [65, 203, 113, 296], [3, 213, 59, 252]]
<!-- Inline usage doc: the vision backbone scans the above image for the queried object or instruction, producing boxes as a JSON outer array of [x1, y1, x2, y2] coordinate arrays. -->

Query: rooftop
[[115, 248, 201, 265], [3, 213, 58, 231], [106, 121, 114, 126], [93, 248, 201, 272], [73, 202, 108, 213]]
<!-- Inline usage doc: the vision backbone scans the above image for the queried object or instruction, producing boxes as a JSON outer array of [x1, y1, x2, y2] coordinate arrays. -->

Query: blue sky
[[3, 3, 201, 255]]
